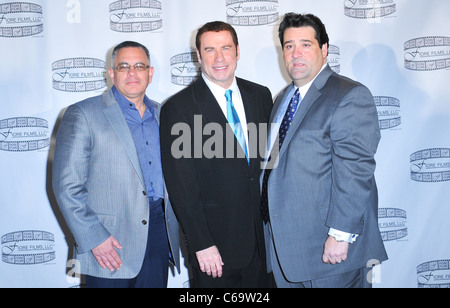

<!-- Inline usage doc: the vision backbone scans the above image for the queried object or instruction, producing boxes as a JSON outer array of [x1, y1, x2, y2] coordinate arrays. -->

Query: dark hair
[[278, 13, 329, 48], [111, 41, 150, 66], [195, 21, 239, 52]]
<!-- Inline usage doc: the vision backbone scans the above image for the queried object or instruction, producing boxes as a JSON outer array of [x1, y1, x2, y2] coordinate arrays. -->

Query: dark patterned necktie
[[261, 89, 301, 223]]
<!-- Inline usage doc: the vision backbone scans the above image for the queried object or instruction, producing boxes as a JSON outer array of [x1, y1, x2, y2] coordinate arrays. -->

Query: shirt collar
[[112, 86, 154, 115], [201, 74, 239, 96], [295, 63, 328, 99]]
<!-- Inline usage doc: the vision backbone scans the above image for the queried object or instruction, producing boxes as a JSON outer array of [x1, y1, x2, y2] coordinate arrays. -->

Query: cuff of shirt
[[328, 228, 358, 243]]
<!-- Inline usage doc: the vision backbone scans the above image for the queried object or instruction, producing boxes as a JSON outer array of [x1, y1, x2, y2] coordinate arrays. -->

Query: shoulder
[[62, 93, 109, 125], [162, 77, 205, 113], [237, 77, 271, 94], [274, 83, 294, 105], [167, 84, 193, 102], [328, 71, 370, 94], [70, 92, 105, 111], [161, 87, 191, 115], [237, 78, 273, 112], [319, 72, 373, 107], [322, 73, 377, 119], [312, 65, 370, 97]]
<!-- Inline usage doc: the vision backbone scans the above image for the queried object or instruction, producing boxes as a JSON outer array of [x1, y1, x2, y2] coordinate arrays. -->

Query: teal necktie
[[225, 89, 249, 163]]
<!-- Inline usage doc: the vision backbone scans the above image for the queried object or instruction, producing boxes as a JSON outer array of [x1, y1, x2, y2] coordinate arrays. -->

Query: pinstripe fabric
[[52, 89, 180, 279]]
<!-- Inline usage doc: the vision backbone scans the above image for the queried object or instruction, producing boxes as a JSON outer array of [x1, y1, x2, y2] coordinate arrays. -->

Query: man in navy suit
[[160, 22, 273, 288]]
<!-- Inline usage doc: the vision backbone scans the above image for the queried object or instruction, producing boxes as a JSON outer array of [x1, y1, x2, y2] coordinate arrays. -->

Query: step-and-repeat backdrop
[[1, 0, 449, 288]]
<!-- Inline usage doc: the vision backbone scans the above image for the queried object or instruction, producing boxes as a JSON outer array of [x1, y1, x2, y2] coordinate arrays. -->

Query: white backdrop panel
[[1, 0, 449, 288]]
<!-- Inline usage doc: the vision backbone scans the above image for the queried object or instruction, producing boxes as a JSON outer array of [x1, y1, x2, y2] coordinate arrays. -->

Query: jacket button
[[142, 191, 147, 196], [142, 220, 147, 225]]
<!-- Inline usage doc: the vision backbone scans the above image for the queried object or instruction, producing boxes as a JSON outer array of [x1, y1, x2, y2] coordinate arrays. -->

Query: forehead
[[114, 47, 148, 62], [200, 30, 235, 46], [283, 26, 318, 43]]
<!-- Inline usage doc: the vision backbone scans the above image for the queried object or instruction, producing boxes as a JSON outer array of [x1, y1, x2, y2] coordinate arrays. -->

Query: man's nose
[[292, 47, 303, 58], [215, 50, 225, 61]]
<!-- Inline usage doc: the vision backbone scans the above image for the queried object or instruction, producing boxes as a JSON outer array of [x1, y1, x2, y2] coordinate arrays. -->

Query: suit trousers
[[266, 222, 372, 288], [85, 199, 169, 288]]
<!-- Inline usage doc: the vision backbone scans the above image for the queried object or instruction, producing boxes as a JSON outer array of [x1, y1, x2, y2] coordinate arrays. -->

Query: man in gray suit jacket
[[261, 13, 387, 288], [52, 41, 180, 288]]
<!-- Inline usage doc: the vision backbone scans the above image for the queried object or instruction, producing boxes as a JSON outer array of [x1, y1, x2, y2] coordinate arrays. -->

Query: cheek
[[284, 54, 294, 69], [205, 55, 217, 67], [283, 51, 293, 62]]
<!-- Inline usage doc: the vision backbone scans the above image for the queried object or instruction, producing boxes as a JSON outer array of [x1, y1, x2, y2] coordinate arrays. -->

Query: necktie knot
[[225, 89, 233, 103]]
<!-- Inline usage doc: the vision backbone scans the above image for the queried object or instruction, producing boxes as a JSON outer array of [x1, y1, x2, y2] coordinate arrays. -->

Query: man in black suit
[[160, 21, 273, 288]]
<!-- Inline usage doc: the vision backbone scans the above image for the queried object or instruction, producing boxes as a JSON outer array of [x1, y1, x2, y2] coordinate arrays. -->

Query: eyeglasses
[[113, 63, 150, 72]]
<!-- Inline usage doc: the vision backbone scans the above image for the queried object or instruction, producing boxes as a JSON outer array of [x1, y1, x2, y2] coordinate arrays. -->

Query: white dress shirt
[[202, 74, 250, 157]]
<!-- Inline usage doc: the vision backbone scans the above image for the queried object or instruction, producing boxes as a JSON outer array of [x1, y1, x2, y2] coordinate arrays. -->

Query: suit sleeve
[[52, 105, 110, 254], [327, 85, 381, 235], [160, 101, 215, 254]]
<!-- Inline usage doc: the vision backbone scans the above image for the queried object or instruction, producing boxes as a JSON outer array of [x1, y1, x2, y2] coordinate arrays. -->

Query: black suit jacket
[[160, 77, 272, 269]]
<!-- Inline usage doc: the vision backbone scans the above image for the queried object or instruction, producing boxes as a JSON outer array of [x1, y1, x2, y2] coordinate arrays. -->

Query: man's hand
[[91, 235, 123, 271], [195, 245, 224, 278], [322, 236, 349, 265]]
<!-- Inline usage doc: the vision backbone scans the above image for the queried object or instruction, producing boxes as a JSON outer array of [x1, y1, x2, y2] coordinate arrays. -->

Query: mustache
[[291, 60, 306, 65]]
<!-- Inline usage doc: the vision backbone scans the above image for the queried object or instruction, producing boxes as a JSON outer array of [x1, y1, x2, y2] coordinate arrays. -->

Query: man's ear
[[321, 43, 329, 58]]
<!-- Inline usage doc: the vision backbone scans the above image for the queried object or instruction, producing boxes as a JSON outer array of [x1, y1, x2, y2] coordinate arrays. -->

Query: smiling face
[[197, 30, 240, 89], [109, 47, 154, 104], [283, 26, 328, 87]]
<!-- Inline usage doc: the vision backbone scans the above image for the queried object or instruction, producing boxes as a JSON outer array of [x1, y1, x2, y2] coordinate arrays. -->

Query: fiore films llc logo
[[1, 230, 55, 265], [410, 148, 450, 183], [226, 0, 279, 27], [170, 51, 201, 87], [404, 36, 450, 71], [327, 45, 341, 74], [378, 208, 407, 242], [374, 96, 401, 130], [344, 0, 396, 19], [0, 117, 49, 152], [52, 57, 107, 93], [417, 260, 450, 288], [0, 2, 43, 38], [109, 0, 162, 33]]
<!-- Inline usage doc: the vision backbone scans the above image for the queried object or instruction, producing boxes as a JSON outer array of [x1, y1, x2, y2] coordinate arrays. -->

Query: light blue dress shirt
[[113, 86, 164, 212]]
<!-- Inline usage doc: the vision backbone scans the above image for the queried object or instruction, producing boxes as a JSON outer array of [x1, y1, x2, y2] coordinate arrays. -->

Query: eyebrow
[[117, 61, 147, 65], [203, 44, 233, 50], [283, 39, 314, 46]]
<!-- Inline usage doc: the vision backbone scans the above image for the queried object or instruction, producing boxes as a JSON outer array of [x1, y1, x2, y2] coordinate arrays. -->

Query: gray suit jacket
[[264, 65, 387, 282], [52, 89, 180, 279]]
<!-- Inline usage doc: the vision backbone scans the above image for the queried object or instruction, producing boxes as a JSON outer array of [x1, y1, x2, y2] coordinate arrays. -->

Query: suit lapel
[[277, 85, 320, 159], [193, 77, 251, 171], [271, 84, 294, 125], [238, 78, 257, 171], [102, 90, 145, 187], [277, 65, 334, 160], [192, 77, 227, 125]]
